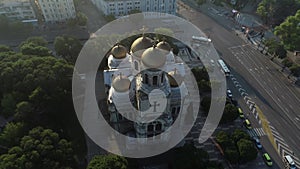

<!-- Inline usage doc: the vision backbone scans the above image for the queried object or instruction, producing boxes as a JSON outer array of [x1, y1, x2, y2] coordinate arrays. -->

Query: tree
[[274, 10, 300, 51], [105, 14, 116, 22], [201, 96, 211, 114], [220, 104, 239, 124], [54, 35, 82, 63], [232, 129, 251, 143], [237, 139, 257, 163], [76, 12, 88, 26], [196, 0, 206, 5], [0, 127, 76, 169], [263, 38, 287, 58], [173, 144, 210, 169], [87, 154, 128, 169], [282, 58, 294, 68], [289, 64, 300, 77], [257, 0, 300, 25], [0, 45, 12, 52], [20, 36, 48, 48], [216, 131, 233, 149], [0, 93, 17, 117], [224, 147, 239, 164], [0, 122, 27, 148], [20, 42, 52, 56]]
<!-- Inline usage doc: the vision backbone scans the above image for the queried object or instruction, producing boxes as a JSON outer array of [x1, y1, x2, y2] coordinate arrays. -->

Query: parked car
[[227, 89, 233, 98], [253, 137, 262, 149], [244, 119, 252, 129], [238, 107, 244, 118], [263, 153, 273, 167]]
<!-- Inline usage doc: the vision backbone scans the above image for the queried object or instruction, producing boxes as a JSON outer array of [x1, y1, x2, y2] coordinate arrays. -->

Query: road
[[177, 1, 300, 168]]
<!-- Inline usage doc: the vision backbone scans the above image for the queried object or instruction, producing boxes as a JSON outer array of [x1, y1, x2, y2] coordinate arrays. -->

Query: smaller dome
[[168, 69, 184, 87], [141, 46, 166, 68], [157, 41, 171, 52], [111, 44, 127, 59], [131, 36, 153, 57], [112, 74, 131, 92]]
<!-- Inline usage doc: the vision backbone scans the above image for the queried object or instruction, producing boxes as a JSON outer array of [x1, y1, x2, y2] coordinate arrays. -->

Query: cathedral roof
[[157, 40, 172, 52], [141, 46, 166, 69], [111, 44, 127, 59], [130, 36, 153, 58], [112, 74, 131, 92], [168, 68, 184, 87]]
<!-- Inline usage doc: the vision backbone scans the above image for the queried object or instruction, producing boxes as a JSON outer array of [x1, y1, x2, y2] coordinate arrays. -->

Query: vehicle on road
[[244, 119, 252, 129], [263, 153, 273, 166], [192, 35, 212, 44], [218, 59, 230, 76], [238, 107, 244, 118], [283, 155, 296, 169], [227, 89, 233, 98], [253, 137, 262, 149]]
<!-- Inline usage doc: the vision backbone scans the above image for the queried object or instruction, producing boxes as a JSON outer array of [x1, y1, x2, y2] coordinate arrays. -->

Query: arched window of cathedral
[[156, 122, 162, 131], [171, 107, 176, 116], [161, 74, 164, 83], [153, 76, 158, 86], [147, 124, 154, 132], [177, 107, 181, 114], [144, 74, 148, 84], [134, 61, 139, 70]]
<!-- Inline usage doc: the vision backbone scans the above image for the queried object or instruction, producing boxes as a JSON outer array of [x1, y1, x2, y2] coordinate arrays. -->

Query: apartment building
[[91, 0, 176, 17], [0, 0, 36, 20], [36, 0, 76, 22]]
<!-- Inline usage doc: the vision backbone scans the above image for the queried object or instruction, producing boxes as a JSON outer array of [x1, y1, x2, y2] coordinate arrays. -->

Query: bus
[[218, 59, 230, 76]]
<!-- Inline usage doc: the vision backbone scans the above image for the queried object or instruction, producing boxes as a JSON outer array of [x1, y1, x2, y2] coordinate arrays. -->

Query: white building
[[91, 0, 176, 17], [0, 0, 36, 20], [103, 35, 191, 148], [36, 0, 76, 22]]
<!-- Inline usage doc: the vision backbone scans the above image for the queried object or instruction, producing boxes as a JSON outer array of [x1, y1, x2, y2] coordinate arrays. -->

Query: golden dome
[[130, 36, 153, 57], [111, 44, 127, 59], [141, 46, 166, 68], [112, 74, 130, 92], [157, 41, 171, 52], [168, 69, 184, 87]]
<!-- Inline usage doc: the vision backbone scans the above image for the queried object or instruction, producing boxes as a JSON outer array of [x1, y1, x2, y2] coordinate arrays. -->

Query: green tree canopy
[[232, 129, 251, 143], [20, 36, 48, 48], [257, 0, 300, 25], [0, 45, 12, 52], [237, 139, 258, 163], [274, 10, 300, 50], [0, 127, 76, 169], [263, 38, 287, 58], [0, 122, 27, 149], [54, 35, 82, 63], [20, 42, 52, 56], [76, 12, 88, 26], [87, 154, 128, 169], [173, 144, 210, 169], [0, 93, 17, 117], [201, 96, 211, 114], [220, 104, 239, 124]]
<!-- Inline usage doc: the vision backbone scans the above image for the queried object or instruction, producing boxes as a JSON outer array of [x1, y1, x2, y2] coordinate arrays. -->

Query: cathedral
[[103, 34, 191, 148]]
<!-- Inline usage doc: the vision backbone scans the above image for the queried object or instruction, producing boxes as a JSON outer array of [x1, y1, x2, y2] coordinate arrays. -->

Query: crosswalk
[[247, 128, 266, 137], [269, 125, 300, 168]]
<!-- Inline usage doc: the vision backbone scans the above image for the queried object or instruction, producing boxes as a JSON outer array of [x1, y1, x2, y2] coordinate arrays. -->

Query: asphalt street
[[177, 1, 300, 168]]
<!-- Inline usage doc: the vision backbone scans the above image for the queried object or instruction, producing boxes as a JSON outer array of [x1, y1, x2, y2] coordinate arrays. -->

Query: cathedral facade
[[103, 35, 191, 147]]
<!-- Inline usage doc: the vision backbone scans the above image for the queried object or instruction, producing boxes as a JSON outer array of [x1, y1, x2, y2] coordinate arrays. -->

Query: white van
[[283, 155, 296, 169]]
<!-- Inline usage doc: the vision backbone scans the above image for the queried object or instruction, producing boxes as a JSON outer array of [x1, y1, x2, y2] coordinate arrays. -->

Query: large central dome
[[131, 36, 153, 58], [141, 46, 166, 68]]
